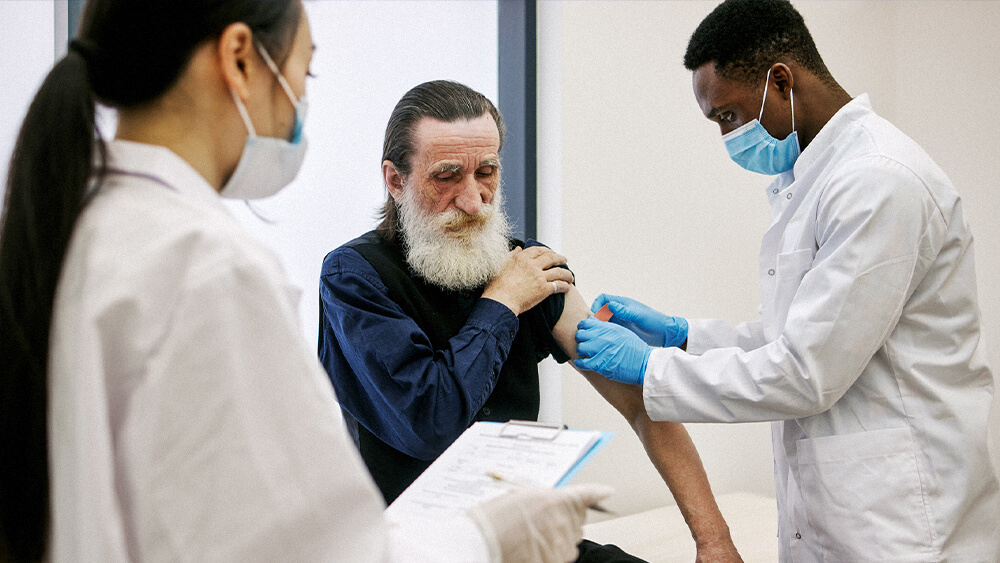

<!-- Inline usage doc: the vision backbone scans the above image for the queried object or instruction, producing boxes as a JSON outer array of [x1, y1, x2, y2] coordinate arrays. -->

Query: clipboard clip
[[499, 420, 564, 441]]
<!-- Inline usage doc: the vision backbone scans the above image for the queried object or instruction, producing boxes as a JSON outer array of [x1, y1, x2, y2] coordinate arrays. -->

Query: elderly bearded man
[[319, 81, 743, 561]]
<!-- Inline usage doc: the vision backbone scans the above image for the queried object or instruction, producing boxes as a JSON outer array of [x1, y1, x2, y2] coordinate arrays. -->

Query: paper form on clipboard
[[384, 420, 612, 523]]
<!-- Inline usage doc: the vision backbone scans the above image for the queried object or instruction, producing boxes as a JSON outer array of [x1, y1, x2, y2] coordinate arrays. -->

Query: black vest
[[345, 231, 565, 503]]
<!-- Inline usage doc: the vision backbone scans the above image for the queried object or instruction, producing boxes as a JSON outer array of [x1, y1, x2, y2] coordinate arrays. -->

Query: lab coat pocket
[[798, 427, 936, 562]]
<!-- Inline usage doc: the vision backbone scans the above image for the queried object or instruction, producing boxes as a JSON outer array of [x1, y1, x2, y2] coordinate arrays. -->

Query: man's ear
[[218, 22, 257, 102], [770, 62, 794, 99], [382, 160, 405, 201]]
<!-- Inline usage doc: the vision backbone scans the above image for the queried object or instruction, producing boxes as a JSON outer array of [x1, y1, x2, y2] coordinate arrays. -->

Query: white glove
[[466, 484, 614, 563]]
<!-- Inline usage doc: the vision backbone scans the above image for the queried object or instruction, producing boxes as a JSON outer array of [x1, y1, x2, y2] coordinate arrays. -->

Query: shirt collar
[[103, 139, 222, 205]]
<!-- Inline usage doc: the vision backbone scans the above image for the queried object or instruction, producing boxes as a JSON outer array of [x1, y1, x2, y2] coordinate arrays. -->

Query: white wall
[[536, 1, 566, 424], [0, 1, 59, 186], [550, 1, 1000, 518]]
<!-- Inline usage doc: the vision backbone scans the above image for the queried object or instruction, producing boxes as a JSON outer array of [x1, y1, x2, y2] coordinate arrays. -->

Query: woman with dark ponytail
[[0, 2, 606, 561]]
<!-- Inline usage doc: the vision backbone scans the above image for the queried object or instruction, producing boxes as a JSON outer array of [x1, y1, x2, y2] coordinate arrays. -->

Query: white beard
[[397, 183, 511, 292]]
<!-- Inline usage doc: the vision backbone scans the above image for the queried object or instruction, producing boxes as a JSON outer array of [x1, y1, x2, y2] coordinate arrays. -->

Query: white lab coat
[[642, 95, 1000, 561], [47, 140, 489, 562]]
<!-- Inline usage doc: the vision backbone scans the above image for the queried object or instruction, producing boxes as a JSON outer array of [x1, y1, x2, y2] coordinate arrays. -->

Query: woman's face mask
[[721, 68, 799, 175], [222, 43, 308, 200]]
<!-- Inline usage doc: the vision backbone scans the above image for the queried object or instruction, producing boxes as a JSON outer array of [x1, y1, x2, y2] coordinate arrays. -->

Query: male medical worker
[[320, 80, 743, 561], [574, 1, 1000, 560]]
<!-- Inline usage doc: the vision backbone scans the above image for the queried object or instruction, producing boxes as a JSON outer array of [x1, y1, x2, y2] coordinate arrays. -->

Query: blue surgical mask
[[722, 68, 799, 175], [222, 43, 308, 200]]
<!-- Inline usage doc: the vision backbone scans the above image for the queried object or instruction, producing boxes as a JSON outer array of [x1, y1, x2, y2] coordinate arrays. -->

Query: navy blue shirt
[[318, 232, 568, 501]]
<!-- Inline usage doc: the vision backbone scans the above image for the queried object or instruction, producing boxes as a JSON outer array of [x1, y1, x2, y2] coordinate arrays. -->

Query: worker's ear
[[769, 62, 794, 100], [382, 160, 405, 201], [218, 22, 257, 102]]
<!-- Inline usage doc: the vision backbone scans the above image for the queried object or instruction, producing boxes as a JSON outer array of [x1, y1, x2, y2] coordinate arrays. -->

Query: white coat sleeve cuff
[[642, 346, 681, 421], [387, 514, 493, 563]]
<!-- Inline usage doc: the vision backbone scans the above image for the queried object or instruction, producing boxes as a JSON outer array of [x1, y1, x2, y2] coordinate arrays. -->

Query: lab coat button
[[795, 532, 802, 540], [768, 269, 775, 276], [786, 192, 793, 200], [772, 188, 779, 194]]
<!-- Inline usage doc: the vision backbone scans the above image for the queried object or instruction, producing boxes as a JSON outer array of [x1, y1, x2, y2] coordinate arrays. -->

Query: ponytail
[[0, 50, 99, 562]]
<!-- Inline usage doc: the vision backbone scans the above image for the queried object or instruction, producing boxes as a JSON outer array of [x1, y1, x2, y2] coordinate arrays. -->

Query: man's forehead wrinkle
[[422, 135, 499, 156], [414, 117, 500, 151], [418, 143, 500, 173]]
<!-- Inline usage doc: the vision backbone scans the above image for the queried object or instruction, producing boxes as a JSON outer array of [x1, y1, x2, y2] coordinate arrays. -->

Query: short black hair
[[684, 0, 832, 87]]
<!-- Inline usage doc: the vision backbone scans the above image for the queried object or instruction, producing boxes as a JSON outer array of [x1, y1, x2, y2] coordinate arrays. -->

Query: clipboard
[[497, 420, 613, 487], [498, 419, 564, 440], [384, 420, 613, 523]]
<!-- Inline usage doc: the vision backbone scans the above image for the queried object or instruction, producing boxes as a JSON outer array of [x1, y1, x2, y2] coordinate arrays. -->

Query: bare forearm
[[553, 286, 739, 555], [632, 410, 735, 552], [579, 373, 735, 550]]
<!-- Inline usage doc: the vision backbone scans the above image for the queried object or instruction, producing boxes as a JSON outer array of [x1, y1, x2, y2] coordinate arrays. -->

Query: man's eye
[[436, 174, 456, 182], [476, 166, 495, 177], [719, 113, 734, 123]]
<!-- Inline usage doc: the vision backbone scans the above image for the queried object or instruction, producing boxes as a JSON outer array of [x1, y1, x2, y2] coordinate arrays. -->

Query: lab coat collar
[[103, 139, 224, 207], [792, 93, 873, 178], [763, 95, 872, 217]]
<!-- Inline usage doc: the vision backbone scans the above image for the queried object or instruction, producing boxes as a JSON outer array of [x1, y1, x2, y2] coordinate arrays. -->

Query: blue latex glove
[[573, 317, 651, 385], [592, 294, 688, 348]]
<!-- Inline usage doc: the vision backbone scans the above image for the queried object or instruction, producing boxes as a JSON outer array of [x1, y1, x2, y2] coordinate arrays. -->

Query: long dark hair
[[0, 1, 301, 560]]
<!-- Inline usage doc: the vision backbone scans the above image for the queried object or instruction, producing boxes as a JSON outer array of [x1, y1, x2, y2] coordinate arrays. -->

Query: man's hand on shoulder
[[481, 246, 574, 316]]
